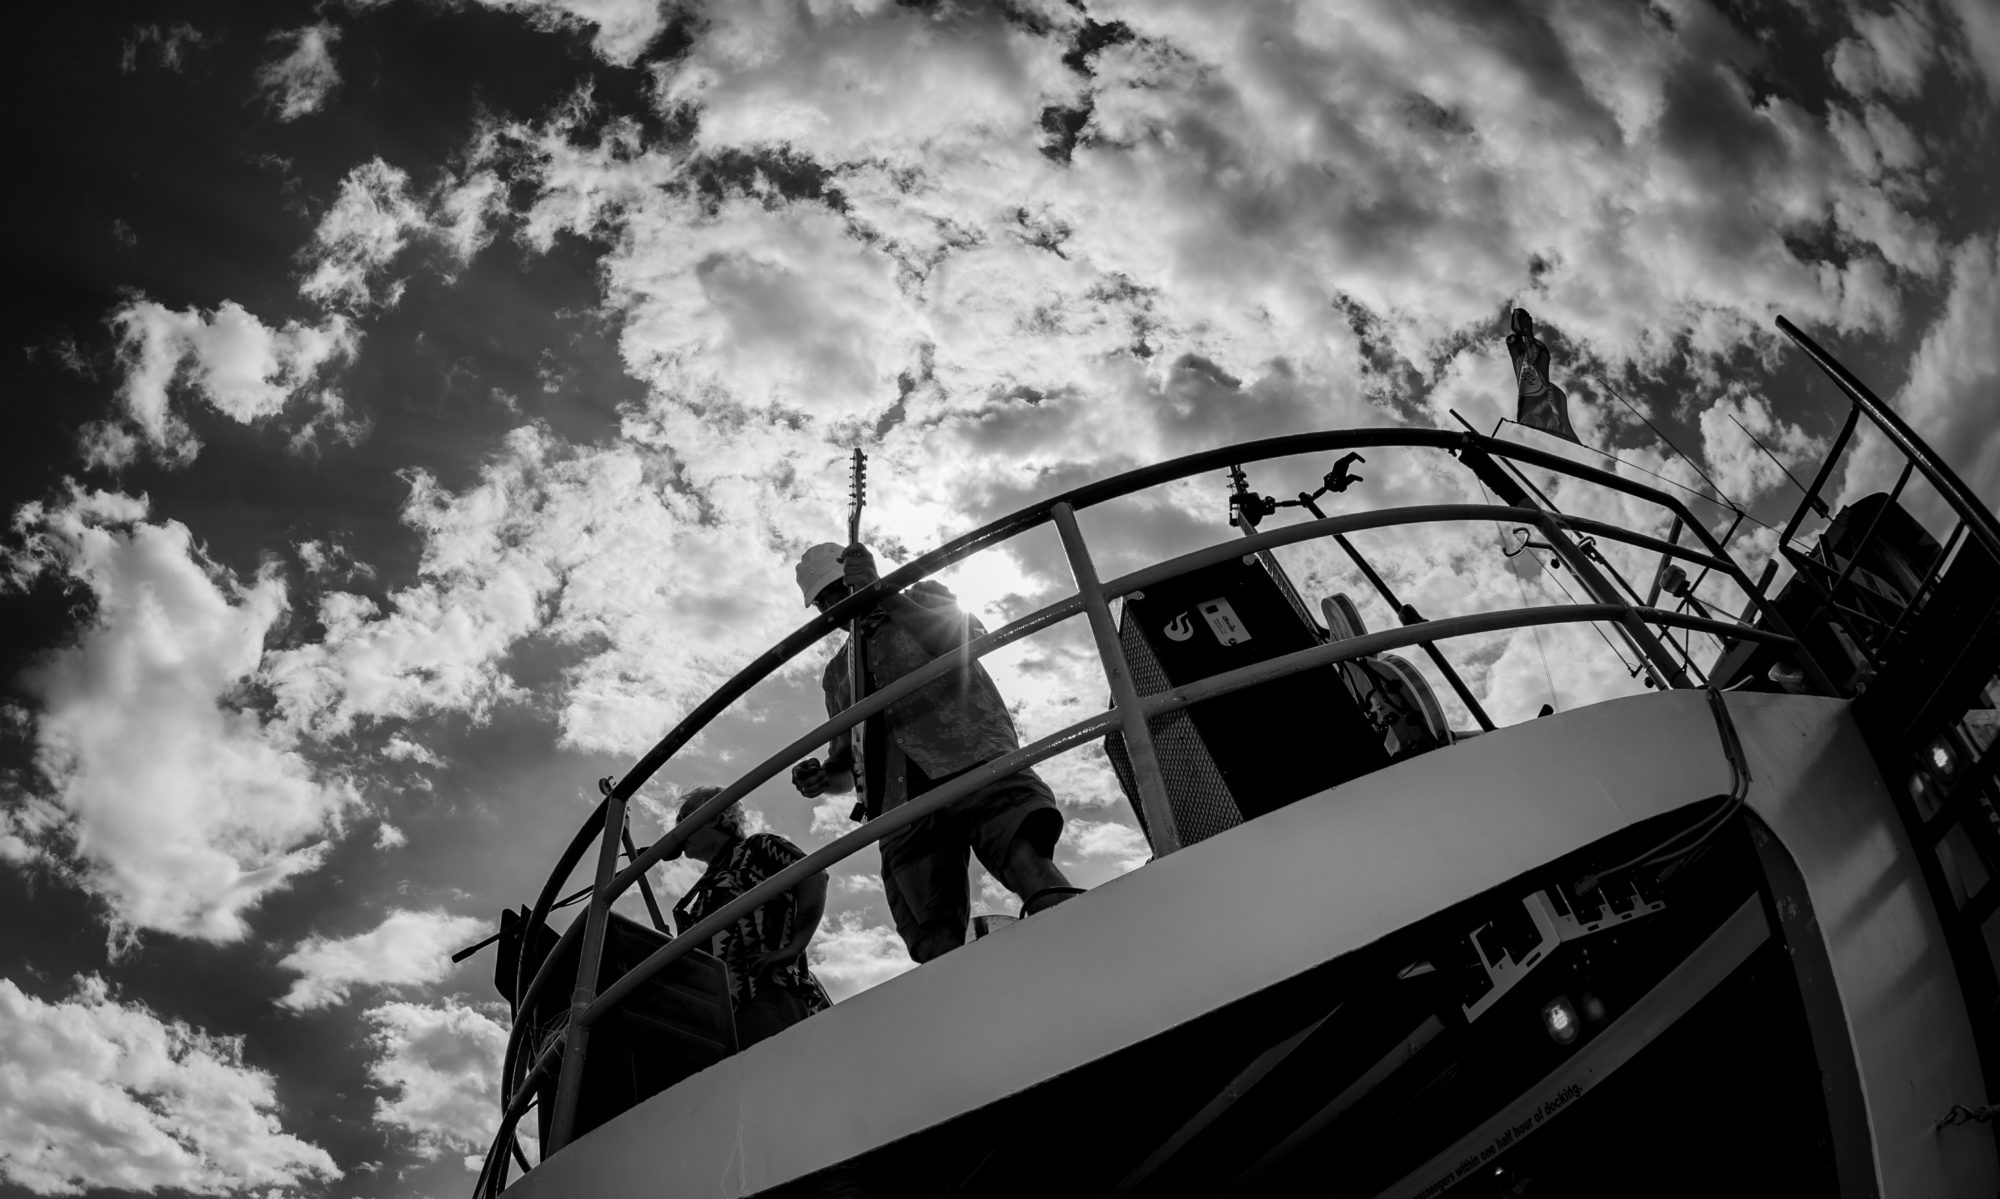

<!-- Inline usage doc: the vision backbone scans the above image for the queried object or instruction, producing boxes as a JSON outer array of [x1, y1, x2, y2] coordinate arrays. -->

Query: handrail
[[581, 601, 1786, 1025], [495, 426, 1822, 1166], [1777, 316, 2000, 563]]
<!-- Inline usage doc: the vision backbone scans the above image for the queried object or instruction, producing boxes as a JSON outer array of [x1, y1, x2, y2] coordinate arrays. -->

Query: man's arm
[[752, 866, 829, 976], [792, 656, 858, 797], [842, 546, 982, 659]]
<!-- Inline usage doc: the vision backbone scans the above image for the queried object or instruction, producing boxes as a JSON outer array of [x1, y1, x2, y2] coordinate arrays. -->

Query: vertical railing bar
[[1667, 492, 1839, 695], [1777, 316, 2000, 563], [1781, 404, 1858, 548], [1878, 521, 1966, 653], [1051, 502, 1183, 857], [1674, 508, 1745, 616], [542, 784, 629, 1154], [620, 821, 668, 933], [1482, 447, 1684, 688], [1313, 515, 1495, 733], [1536, 515, 1687, 690], [1826, 459, 1913, 610], [1644, 517, 1684, 608]]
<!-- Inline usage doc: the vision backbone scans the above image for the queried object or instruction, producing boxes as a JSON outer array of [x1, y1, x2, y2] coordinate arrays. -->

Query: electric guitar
[[845, 449, 868, 814]]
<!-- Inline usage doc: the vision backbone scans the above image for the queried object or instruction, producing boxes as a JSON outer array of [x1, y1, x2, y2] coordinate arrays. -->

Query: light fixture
[[1542, 995, 1579, 1045], [1929, 738, 1957, 777]]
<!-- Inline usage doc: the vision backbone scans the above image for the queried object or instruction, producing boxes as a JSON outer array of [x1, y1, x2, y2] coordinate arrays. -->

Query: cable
[[1496, 417, 1803, 547], [1539, 558, 1643, 675], [1574, 687, 1751, 894], [1474, 475, 1562, 710]]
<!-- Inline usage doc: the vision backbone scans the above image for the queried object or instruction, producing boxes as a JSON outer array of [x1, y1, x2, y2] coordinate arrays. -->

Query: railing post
[[1322, 523, 1495, 733], [1537, 516, 1689, 690], [1778, 316, 2000, 564], [1051, 502, 1182, 856], [543, 784, 629, 1154]]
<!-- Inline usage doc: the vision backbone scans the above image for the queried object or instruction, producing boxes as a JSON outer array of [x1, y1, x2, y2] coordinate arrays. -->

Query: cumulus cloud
[[257, 22, 342, 120], [1941, 0, 2000, 98], [298, 157, 509, 310], [474, 0, 665, 65], [265, 422, 850, 754], [1695, 389, 1826, 508], [375, 822, 408, 849], [120, 23, 206, 73], [276, 908, 489, 1010], [0, 976, 338, 1196], [1063, 817, 1152, 875], [98, 298, 358, 467], [1828, 2, 1936, 99], [363, 999, 516, 1161], [300, 159, 428, 309], [807, 912, 914, 1001], [3, 489, 354, 945]]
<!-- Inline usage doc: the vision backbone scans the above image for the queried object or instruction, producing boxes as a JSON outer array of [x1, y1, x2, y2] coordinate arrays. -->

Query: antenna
[[1726, 412, 1827, 517], [1595, 376, 1740, 514]]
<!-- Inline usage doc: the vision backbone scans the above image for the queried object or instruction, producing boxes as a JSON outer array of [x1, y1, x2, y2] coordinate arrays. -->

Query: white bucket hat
[[796, 542, 845, 606]]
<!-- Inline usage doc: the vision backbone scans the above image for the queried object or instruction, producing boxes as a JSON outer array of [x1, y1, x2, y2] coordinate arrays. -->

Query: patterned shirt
[[671, 833, 832, 1014], [819, 581, 1023, 820]]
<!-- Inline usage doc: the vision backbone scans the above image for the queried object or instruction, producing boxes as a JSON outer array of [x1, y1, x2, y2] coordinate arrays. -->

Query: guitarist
[[790, 542, 1083, 964]]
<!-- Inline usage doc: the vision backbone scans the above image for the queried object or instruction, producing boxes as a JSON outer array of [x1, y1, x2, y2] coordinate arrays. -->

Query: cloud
[[120, 23, 206, 74], [0, 976, 339, 1196], [257, 23, 342, 121], [473, 0, 666, 65], [363, 999, 516, 1161], [3, 489, 355, 945], [1941, 0, 2000, 98], [99, 298, 359, 467], [382, 734, 443, 767], [299, 157, 509, 310], [265, 423, 846, 755], [831, 871, 882, 896], [1695, 388, 1826, 507], [1062, 817, 1151, 874], [1828, 2, 1936, 100], [300, 159, 428, 310], [276, 908, 489, 1011], [806, 912, 914, 1001], [375, 822, 408, 849]]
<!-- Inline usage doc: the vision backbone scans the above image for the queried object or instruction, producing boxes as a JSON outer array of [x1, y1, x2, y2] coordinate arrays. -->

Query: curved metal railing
[[472, 419, 1823, 1196]]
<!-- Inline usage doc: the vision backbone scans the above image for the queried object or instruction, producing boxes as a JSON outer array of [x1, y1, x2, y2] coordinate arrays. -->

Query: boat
[[468, 317, 1999, 1197]]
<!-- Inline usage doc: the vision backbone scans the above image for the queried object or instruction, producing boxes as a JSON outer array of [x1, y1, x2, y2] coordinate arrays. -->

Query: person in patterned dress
[[669, 787, 832, 1048], [789, 542, 1084, 965]]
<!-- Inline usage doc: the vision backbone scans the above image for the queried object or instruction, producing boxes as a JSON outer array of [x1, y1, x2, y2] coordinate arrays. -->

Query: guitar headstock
[[847, 448, 868, 540]]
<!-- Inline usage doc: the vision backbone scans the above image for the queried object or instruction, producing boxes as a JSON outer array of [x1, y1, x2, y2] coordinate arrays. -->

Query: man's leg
[[880, 823, 973, 964], [965, 771, 1083, 915], [1001, 824, 1072, 898]]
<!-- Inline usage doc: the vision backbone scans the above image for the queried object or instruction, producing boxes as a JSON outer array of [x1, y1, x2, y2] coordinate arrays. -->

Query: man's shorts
[[878, 767, 1062, 963]]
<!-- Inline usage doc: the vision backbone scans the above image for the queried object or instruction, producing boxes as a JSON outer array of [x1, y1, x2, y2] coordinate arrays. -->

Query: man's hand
[[791, 756, 854, 797], [840, 543, 879, 592]]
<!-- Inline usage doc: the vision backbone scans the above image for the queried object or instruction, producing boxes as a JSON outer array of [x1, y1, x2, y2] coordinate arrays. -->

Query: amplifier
[[1105, 554, 1391, 849]]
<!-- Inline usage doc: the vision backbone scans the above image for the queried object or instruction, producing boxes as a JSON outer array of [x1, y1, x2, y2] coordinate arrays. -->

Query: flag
[[1506, 309, 1579, 443]]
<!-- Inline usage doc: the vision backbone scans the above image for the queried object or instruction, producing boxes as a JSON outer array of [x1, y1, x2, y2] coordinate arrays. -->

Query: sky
[[2, 0, 1997, 1195]]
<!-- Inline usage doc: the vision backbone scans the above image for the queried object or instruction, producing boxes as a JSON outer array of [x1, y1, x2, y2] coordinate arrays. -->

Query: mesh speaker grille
[[1103, 607, 1244, 848]]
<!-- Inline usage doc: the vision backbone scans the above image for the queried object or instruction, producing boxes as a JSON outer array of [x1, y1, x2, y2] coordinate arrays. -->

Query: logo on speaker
[[1163, 613, 1194, 642]]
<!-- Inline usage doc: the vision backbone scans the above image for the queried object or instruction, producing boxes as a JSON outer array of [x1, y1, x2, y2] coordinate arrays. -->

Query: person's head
[[796, 543, 848, 613], [675, 785, 747, 863]]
